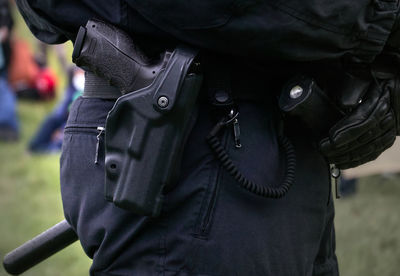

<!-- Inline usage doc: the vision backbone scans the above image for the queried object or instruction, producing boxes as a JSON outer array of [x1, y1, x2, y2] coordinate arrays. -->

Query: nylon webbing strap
[[82, 71, 122, 99]]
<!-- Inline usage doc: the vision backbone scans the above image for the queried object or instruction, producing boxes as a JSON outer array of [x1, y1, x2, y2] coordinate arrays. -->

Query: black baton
[[3, 220, 78, 275]]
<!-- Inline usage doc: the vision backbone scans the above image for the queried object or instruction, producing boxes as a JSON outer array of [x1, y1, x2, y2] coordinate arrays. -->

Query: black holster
[[72, 19, 203, 217], [104, 49, 202, 217]]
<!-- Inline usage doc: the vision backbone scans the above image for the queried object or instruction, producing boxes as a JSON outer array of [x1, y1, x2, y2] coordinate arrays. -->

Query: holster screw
[[158, 96, 169, 108], [290, 85, 303, 99]]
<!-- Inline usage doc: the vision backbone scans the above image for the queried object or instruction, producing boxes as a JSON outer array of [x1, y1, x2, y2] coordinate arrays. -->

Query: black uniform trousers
[[60, 87, 338, 275]]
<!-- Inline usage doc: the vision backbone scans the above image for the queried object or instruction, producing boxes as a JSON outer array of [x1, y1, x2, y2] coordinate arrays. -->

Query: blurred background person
[[28, 65, 84, 153], [0, 0, 19, 141], [7, 36, 58, 101]]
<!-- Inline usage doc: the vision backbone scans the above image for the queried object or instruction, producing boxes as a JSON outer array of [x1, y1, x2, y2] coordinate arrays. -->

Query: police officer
[[15, 1, 400, 275]]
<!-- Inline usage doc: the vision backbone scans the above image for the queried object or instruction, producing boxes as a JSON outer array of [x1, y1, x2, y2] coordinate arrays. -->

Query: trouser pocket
[[60, 124, 107, 256], [60, 97, 115, 258]]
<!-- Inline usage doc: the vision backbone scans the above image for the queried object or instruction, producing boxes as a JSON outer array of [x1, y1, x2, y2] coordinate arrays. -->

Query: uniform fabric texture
[[16, 0, 400, 63]]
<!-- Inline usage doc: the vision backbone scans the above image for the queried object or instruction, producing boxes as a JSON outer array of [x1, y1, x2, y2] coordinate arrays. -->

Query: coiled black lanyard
[[207, 108, 297, 199]]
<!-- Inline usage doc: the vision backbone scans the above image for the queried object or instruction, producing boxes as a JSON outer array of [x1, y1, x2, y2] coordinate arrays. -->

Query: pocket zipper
[[198, 125, 231, 236], [330, 164, 341, 199], [95, 127, 105, 164], [327, 164, 341, 205]]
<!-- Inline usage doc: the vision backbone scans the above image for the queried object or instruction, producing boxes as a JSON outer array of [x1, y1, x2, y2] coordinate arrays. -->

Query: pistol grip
[[72, 19, 165, 93]]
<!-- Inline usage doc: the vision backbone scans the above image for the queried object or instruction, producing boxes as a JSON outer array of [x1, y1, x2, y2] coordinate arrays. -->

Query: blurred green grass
[[0, 5, 399, 276], [335, 175, 400, 276]]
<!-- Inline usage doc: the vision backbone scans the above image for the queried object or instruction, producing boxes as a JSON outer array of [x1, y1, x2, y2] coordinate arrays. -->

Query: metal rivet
[[158, 96, 169, 108], [289, 85, 303, 99]]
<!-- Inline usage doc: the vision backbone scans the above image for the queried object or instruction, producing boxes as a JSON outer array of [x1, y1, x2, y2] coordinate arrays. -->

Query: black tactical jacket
[[16, 0, 400, 63]]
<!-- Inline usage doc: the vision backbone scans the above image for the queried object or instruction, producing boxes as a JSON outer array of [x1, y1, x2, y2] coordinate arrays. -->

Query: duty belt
[[82, 62, 278, 103], [82, 71, 121, 99]]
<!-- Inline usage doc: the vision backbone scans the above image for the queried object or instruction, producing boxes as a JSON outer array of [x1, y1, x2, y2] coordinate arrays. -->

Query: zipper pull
[[95, 126, 105, 164], [233, 118, 241, 149], [330, 164, 341, 199]]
